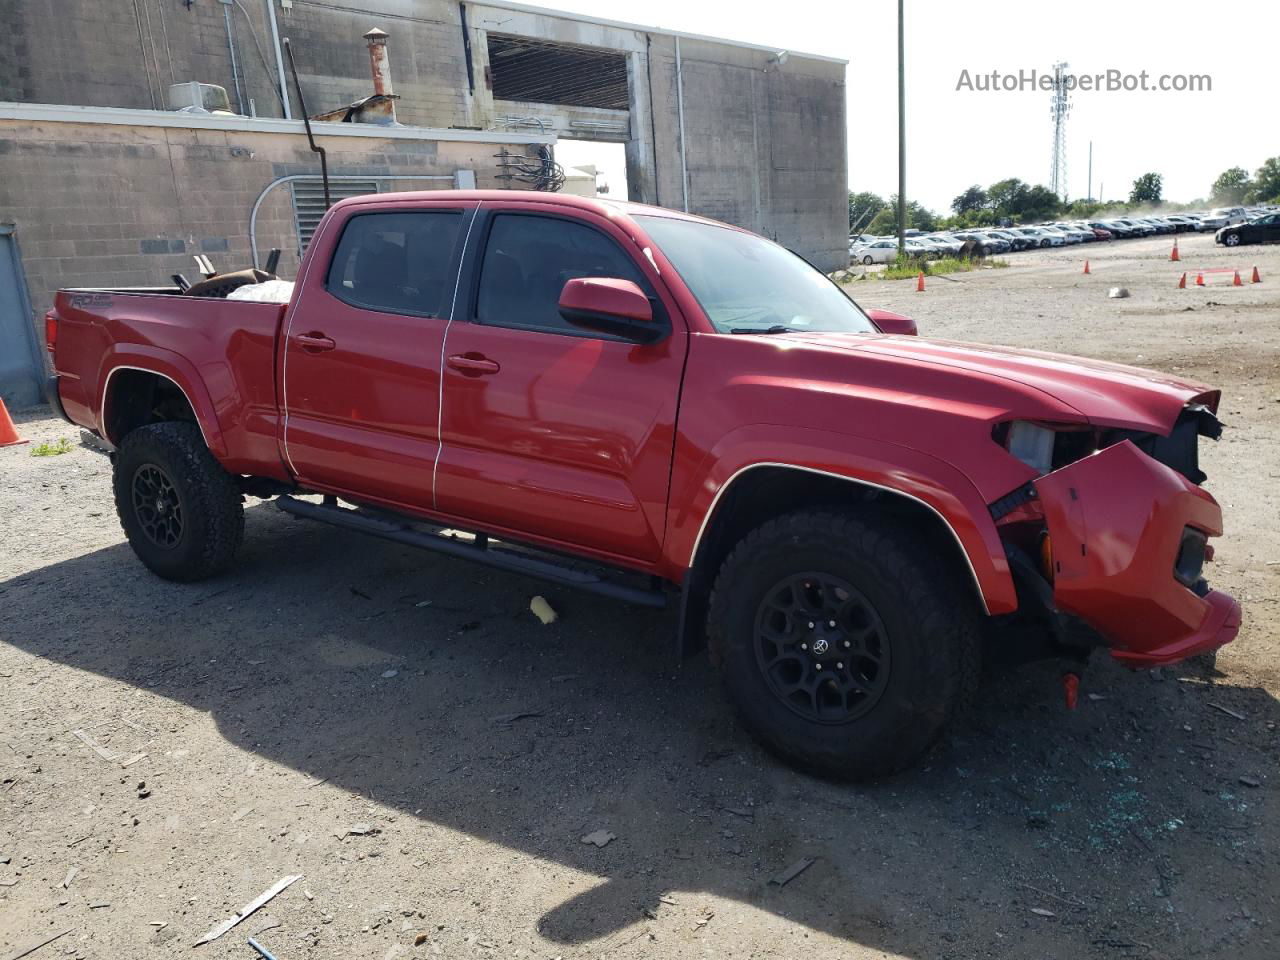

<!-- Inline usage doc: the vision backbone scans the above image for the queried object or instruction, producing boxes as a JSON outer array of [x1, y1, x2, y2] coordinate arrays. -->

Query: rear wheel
[[113, 421, 244, 581], [707, 510, 980, 781]]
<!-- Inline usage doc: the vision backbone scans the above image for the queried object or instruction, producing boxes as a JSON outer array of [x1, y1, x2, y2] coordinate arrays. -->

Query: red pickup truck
[[45, 190, 1240, 779]]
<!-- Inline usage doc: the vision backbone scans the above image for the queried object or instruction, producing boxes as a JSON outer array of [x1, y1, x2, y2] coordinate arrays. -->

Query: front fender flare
[[667, 424, 1018, 616]]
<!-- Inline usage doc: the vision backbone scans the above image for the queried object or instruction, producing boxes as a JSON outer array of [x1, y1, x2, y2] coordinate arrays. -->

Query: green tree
[[986, 178, 1029, 217], [951, 185, 987, 215], [1248, 157, 1280, 203], [1210, 167, 1252, 204], [1065, 198, 1102, 219], [848, 191, 885, 231], [866, 195, 938, 235], [1129, 172, 1163, 204], [1020, 185, 1063, 222]]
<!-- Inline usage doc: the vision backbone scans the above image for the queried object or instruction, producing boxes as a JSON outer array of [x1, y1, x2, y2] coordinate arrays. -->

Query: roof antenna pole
[[283, 38, 331, 209]]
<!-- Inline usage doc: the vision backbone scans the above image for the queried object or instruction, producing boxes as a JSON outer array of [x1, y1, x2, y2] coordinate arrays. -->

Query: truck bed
[[50, 287, 290, 479]]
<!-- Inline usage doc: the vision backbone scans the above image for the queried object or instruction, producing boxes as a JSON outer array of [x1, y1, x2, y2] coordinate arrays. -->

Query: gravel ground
[[1, 231, 1277, 960]]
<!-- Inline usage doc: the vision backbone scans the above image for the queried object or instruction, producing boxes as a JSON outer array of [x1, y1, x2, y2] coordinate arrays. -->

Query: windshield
[[637, 215, 876, 335]]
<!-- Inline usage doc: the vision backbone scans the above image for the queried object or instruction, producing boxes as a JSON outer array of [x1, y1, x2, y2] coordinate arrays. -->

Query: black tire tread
[[707, 509, 981, 780], [112, 421, 244, 581]]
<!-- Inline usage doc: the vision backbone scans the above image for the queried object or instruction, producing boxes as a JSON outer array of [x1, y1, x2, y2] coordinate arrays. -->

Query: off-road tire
[[707, 510, 981, 781], [113, 421, 244, 581]]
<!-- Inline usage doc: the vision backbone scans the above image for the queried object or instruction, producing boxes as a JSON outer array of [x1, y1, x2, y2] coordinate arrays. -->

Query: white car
[[1202, 207, 1247, 229], [1037, 226, 1080, 244], [851, 239, 901, 264], [1056, 223, 1097, 242], [1014, 227, 1066, 247]]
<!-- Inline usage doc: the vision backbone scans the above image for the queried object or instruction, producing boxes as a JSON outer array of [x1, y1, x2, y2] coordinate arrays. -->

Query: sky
[[545, 0, 1279, 214]]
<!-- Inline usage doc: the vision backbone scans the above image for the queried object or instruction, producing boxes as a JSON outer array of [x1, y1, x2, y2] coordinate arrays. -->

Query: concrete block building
[[0, 0, 847, 407]]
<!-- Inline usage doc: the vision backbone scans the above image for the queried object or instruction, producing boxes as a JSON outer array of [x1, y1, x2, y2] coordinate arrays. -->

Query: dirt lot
[[2, 231, 1277, 960]]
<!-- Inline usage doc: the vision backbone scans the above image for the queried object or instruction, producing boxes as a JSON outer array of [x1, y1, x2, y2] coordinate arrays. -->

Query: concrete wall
[[643, 35, 848, 270], [0, 1, 848, 269], [0, 112, 540, 320]]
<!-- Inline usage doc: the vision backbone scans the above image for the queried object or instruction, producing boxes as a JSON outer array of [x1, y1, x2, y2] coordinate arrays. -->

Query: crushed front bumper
[[1034, 440, 1241, 667]]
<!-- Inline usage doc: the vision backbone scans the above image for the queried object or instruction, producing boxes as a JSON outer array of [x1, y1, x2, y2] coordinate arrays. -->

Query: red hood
[[783, 333, 1218, 433]]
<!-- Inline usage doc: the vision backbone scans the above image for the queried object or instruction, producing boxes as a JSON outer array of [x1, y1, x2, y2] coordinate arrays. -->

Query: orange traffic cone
[[1195, 271, 1205, 286], [1233, 270, 1243, 286], [1252, 265, 1262, 283], [1083, 260, 1091, 274], [916, 271, 925, 292], [1171, 241, 1180, 262], [0, 398, 27, 448], [1177, 272, 1187, 289]]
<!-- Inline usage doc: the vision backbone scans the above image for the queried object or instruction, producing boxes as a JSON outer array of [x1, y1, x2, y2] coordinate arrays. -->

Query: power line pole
[[897, 0, 906, 253], [1087, 140, 1093, 202]]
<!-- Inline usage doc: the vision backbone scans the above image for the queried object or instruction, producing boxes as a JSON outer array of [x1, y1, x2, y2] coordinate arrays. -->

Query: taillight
[[44, 312, 58, 353]]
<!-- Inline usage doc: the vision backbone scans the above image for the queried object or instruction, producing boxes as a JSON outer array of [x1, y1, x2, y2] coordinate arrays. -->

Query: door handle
[[447, 354, 500, 375], [295, 332, 336, 352]]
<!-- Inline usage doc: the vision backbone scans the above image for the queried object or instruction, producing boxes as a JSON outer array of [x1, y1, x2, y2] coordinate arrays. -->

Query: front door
[[282, 201, 474, 511], [433, 206, 687, 564]]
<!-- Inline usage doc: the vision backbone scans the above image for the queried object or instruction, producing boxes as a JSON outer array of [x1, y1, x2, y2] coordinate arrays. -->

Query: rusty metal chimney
[[364, 28, 395, 115]]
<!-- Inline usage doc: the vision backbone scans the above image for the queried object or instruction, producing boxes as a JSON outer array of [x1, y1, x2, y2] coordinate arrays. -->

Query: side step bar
[[275, 495, 667, 609]]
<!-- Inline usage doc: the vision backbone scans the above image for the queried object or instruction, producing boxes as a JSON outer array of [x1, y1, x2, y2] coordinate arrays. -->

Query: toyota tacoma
[[44, 190, 1241, 780]]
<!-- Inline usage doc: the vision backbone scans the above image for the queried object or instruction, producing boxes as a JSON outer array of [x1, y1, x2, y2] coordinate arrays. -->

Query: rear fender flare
[[98, 347, 226, 457]]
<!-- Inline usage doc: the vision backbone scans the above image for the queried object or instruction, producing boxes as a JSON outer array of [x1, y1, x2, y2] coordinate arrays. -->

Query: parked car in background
[[904, 239, 940, 260], [953, 232, 1007, 255], [851, 239, 900, 264], [1111, 218, 1155, 237], [1090, 220, 1134, 239], [1015, 226, 1065, 247], [912, 237, 954, 258], [1073, 222, 1113, 241], [1138, 217, 1176, 235], [1039, 226, 1081, 245], [923, 234, 964, 256], [1051, 223, 1096, 243], [1162, 215, 1200, 232], [986, 229, 1035, 251], [1216, 212, 1280, 247], [1202, 207, 1247, 229]]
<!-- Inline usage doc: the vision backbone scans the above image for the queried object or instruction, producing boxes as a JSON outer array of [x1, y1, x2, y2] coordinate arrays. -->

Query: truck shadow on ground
[[2, 500, 1276, 958]]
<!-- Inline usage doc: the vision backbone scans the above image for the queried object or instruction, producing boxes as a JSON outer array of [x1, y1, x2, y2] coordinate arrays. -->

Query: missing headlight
[[1006, 421, 1056, 474]]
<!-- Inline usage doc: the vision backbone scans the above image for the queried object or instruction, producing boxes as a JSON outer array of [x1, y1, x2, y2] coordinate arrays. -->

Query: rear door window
[[326, 211, 463, 317]]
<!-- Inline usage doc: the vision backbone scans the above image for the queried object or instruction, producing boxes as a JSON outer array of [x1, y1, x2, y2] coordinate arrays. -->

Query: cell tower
[[1049, 61, 1072, 201]]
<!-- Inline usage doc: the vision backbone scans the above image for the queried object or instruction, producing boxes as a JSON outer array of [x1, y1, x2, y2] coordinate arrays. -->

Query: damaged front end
[[987, 402, 1241, 668]]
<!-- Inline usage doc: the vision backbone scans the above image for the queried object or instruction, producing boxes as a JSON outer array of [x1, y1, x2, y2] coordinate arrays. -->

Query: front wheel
[[863, 255, 874, 265], [113, 421, 244, 581], [1224, 232, 1241, 247], [707, 511, 980, 781]]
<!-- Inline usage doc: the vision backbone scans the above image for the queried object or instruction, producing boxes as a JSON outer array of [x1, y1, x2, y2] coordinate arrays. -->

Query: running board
[[275, 495, 667, 609]]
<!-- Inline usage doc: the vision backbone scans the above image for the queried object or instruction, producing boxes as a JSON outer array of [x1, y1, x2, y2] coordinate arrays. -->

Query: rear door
[[433, 203, 687, 564], [281, 200, 475, 510]]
